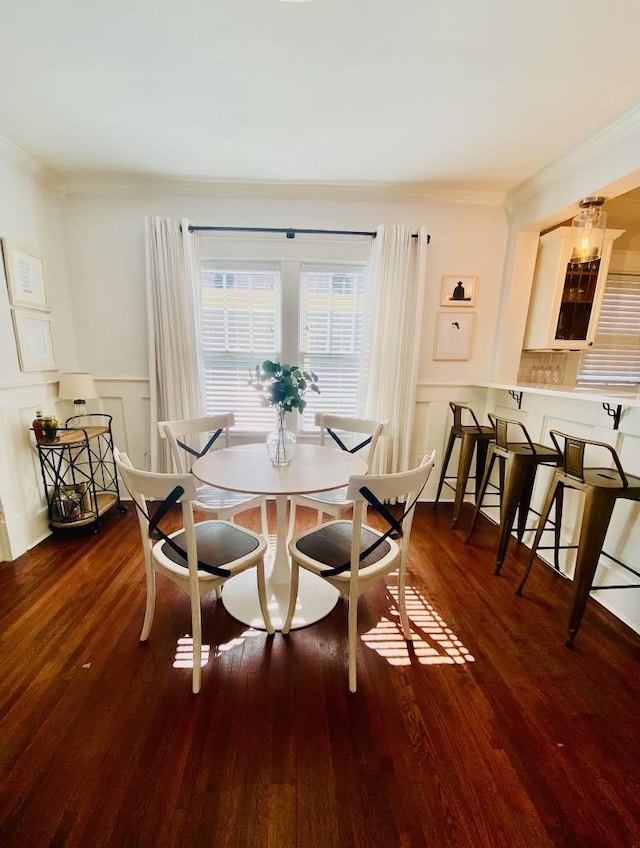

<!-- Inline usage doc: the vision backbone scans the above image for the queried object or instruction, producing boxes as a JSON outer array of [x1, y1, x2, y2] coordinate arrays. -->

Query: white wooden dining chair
[[115, 450, 273, 694], [158, 413, 269, 538], [287, 414, 385, 537], [283, 450, 436, 693]]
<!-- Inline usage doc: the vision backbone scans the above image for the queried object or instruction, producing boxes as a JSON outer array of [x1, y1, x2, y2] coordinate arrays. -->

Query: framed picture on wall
[[11, 309, 57, 371], [1, 239, 49, 311], [433, 311, 475, 360], [440, 275, 477, 307]]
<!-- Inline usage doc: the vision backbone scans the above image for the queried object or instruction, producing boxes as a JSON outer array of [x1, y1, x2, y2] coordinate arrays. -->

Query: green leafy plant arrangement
[[250, 360, 320, 413]]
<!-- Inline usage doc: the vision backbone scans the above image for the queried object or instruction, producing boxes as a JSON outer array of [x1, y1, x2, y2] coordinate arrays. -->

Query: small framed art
[[11, 309, 57, 371], [2, 239, 49, 311], [433, 311, 475, 360], [440, 275, 477, 307]]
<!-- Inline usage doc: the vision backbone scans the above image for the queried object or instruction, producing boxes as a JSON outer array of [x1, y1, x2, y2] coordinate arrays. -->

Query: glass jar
[[42, 415, 59, 442], [266, 407, 296, 466]]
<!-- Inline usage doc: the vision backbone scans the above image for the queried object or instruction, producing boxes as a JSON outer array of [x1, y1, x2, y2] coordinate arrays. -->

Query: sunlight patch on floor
[[173, 635, 210, 668], [361, 585, 475, 666], [218, 628, 263, 652], [173, 628, 262, 668]]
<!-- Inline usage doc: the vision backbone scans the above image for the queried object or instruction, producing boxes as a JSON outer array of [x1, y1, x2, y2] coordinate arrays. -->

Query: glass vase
[[266, 407, 296, 466]]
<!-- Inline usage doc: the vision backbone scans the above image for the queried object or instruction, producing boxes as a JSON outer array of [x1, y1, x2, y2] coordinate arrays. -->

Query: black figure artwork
[[452, 281, 466, 300]]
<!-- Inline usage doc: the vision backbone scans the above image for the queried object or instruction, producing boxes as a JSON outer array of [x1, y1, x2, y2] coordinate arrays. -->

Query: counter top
[[483, 382, 640, 408]]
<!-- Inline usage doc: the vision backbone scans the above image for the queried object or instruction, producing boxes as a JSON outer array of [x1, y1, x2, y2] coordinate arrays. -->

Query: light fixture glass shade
[[570, 197, 607, 264]]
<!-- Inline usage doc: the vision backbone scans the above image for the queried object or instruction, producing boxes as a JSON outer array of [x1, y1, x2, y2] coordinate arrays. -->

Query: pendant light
[[570, 197, 607, 264]]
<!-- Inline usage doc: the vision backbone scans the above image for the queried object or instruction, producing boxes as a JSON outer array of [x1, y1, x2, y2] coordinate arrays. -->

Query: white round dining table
[[192, 443, 368, 630]]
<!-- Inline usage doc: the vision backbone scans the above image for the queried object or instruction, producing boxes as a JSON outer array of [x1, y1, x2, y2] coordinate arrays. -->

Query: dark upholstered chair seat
[[294, 520, 393, 576], [161, 521, 261, 574]]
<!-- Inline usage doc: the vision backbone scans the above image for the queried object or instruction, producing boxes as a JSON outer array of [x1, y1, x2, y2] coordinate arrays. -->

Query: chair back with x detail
[[283, 451, 436, 693], [159, 414, 232, 473], [317, 413, 384, 463], [288, 413, 386, 535], [115, 449, 273, 694], [158, 413, 268, 536]]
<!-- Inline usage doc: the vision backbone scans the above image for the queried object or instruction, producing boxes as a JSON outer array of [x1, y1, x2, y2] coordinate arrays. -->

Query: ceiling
[[1, 0, 639, 189]]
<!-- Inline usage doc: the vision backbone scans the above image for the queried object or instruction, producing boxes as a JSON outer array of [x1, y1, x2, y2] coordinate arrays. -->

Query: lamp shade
[[58, 372, 98, 402]]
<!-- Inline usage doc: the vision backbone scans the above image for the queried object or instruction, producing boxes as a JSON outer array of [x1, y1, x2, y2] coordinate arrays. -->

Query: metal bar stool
[[516, 430, 640, 647], [434, 403, 496, 528], [465, 416, 561, 574]]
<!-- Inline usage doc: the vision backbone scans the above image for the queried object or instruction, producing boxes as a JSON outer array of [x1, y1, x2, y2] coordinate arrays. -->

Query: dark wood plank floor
[[1, 501, 639, 848]]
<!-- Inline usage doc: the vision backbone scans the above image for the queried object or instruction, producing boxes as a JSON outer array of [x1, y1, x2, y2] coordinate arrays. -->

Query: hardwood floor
[[1, 501, 639, 848]]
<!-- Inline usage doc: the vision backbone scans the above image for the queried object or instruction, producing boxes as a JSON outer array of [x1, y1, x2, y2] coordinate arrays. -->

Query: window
[[200, 262, 279, 430], [299, 264, 369, 429], [576, 272, 640, 388], [199, 251, 369, 432]]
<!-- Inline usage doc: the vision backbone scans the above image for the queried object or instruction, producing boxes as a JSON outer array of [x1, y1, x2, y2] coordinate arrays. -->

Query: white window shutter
[[577, 273, 640, 389], [299, 264, 368, 430], [200, 263, 280, 430]]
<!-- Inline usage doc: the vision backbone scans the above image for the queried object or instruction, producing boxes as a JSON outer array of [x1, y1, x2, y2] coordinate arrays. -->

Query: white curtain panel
[[145, 217, 204, 471], [365, 225, 429, 474]]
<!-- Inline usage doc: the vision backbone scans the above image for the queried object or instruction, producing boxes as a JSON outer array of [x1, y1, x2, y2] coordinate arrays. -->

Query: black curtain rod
[[188, 225, 429, 242]]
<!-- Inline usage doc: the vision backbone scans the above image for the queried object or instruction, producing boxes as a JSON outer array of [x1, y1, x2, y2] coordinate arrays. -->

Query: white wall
[[0, 139, 80, 560], [62, 188, 508, 383]]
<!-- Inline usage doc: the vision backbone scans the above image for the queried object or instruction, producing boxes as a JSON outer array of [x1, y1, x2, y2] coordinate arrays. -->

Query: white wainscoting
[[0, 380, 60, 561]]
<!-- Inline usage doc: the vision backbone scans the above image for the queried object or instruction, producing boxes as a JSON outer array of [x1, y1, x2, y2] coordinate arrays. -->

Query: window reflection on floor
[[173, 635, 211, 668], [173, 628, 265, 668], [362, 585, 475, 666], [171, 585, 474, 672]]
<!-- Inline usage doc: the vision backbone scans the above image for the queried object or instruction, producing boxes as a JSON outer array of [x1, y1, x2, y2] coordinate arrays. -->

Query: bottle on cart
[[32, 409, 46, 444]]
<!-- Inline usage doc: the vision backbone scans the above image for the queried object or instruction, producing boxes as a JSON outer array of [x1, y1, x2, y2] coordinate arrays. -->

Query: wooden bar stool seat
[[434, 403, 496, 528], [516, 430, 640, 647], [465, 416, 561, 574]]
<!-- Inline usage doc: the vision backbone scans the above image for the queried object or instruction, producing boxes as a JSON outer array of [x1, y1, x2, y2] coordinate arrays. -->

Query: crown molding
[[506, 102, 640, 214], [61, 172, 507, 206], [0, 134, 67, 195]]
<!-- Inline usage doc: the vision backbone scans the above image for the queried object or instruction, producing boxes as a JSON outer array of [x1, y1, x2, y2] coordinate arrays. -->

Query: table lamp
[[58, 372, 98, 425]]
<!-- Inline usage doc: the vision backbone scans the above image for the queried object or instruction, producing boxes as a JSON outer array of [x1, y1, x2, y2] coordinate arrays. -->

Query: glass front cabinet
[[523, 226, 624, 351]]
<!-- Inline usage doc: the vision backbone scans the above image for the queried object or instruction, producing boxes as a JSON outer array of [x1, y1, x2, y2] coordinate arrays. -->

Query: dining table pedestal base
[[221, 566, 340, 631]]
